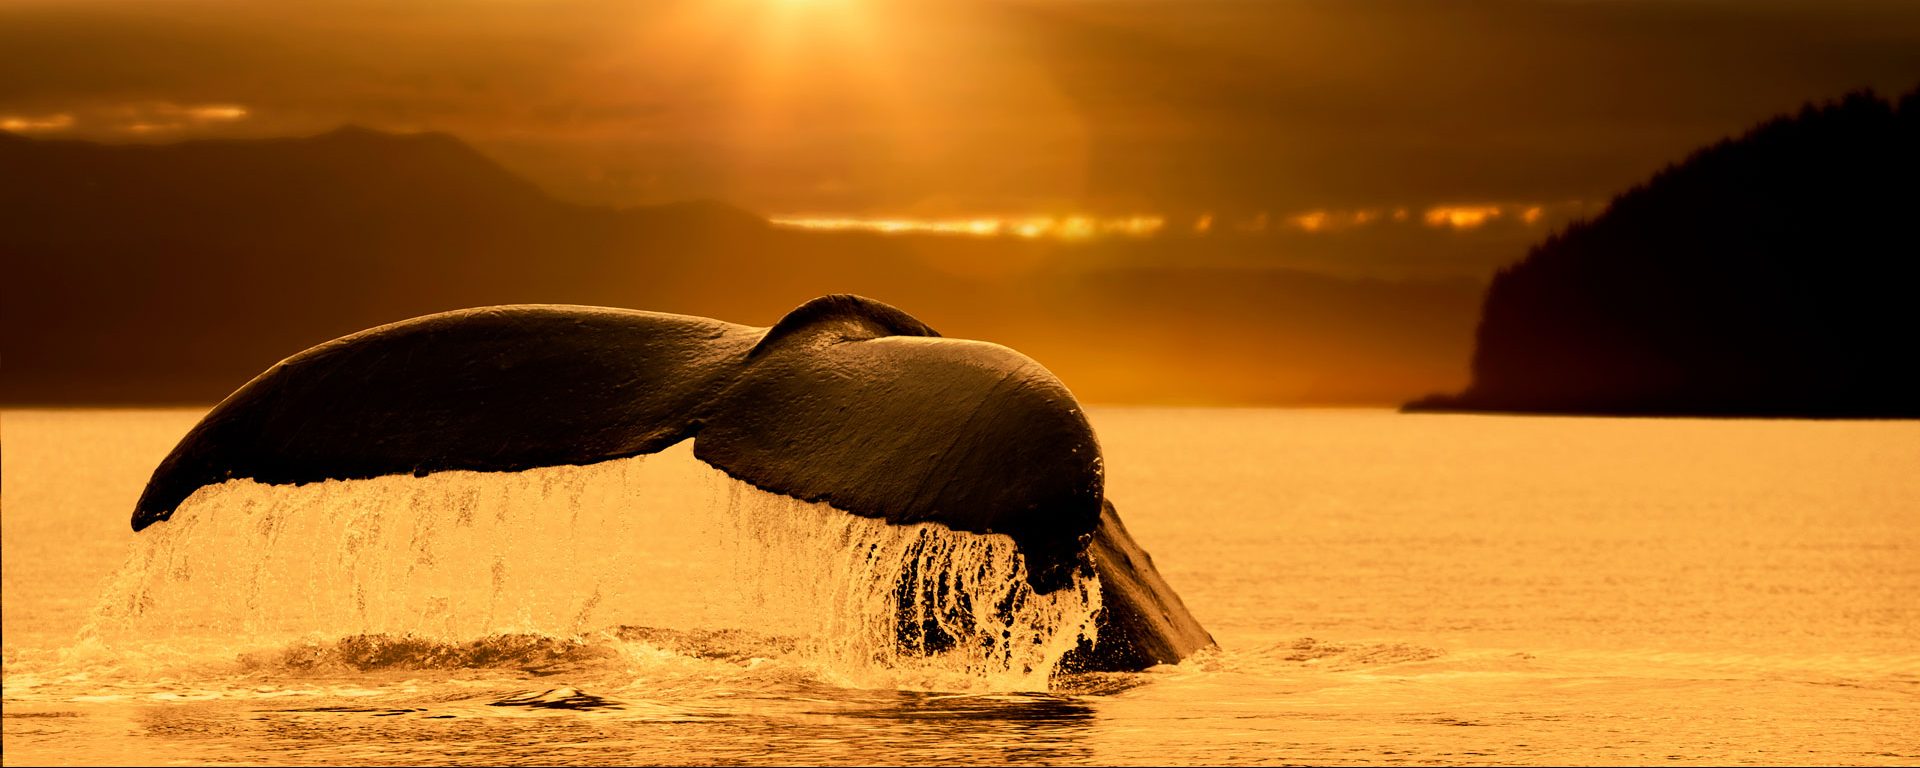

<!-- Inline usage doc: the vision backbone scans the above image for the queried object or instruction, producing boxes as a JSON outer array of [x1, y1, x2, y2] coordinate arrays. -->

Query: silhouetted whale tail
[[133, 294, 1213, 670]]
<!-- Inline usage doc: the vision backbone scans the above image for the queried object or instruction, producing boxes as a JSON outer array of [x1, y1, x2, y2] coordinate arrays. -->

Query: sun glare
[[638, 0, 1092, 216]]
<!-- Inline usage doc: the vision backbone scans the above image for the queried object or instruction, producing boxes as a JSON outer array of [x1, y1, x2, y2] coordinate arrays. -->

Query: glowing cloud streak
[[0, 113, 74, 132], [771, 214, 1164, 240]]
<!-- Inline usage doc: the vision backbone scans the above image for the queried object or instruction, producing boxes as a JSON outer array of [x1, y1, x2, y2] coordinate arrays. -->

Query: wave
[[1256, 637, 1448, 667], [487, 687, 624, 711], [241, 633, 618, 674], [1146, 637, 1448, 679]]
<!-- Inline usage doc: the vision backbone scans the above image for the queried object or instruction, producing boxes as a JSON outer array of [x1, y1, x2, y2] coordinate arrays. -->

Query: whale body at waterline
[[131, 294, 1214, 671]]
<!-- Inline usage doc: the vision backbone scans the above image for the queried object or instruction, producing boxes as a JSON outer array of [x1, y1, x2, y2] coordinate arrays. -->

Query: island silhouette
[[1409, 87, 1920, 418]]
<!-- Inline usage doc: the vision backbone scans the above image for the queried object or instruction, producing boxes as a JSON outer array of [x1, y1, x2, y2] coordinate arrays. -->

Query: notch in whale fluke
[[131, 295, 1104, 591]]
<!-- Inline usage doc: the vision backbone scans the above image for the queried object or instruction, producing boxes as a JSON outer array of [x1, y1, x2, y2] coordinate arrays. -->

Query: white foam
[[82, 441, 1099, 691]]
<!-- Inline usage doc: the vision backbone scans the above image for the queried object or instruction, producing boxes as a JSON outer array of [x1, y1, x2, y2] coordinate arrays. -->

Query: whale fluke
[[132, 294, 1212, 670]]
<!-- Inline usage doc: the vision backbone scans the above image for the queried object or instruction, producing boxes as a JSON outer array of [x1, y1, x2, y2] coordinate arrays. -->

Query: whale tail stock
[[1062, 499, 1216, 671], [132, 294, 1214, 670]]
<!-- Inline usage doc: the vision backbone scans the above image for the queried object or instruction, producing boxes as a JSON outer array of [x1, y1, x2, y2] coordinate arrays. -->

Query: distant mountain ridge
[[1408, 87, 1920, 418], [0, 125, 763, 226], [1, 126, 778, 403], [1, 126, 1480, 406]]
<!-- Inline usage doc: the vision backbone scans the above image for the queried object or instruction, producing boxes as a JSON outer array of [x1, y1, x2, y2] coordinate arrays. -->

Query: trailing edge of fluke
[[131, 294, 1214, 671]]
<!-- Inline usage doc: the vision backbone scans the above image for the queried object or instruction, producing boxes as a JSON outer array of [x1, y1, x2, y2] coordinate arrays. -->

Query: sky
[[4, 0, 1920, 405], [4, 0, 1917, 238]]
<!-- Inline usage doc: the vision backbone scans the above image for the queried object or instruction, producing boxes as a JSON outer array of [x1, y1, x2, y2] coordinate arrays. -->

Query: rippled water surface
[[4, 408, 1917, 765]]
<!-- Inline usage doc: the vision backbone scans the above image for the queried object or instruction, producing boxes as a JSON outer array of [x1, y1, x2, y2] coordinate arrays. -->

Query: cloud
[[5, 0, 1918, 216], [1, 103, 251, 135], [768, 202, 1592, 240], [1424, 205, 1505, 230], [769, 214, 1164, 240], [0, 113, 73, 132], [116, 102, 250, 133]]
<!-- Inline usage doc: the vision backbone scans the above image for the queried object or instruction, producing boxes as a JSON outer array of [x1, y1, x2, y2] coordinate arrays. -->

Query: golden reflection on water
[[4, 408, 1918, 765]]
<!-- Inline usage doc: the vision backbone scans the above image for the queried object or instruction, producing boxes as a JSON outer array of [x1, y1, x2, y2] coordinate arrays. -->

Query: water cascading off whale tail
[[129, 294, 1214, 672]]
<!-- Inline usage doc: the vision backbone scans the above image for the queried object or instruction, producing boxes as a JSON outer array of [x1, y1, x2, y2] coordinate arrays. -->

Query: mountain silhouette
[[1, 126, 777, 403], [1408, 87, 1920, 418], [1, 126, 1479, 405]]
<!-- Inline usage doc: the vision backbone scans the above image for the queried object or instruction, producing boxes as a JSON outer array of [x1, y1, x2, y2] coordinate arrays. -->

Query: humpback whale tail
[[132, 294, 1213, 672]]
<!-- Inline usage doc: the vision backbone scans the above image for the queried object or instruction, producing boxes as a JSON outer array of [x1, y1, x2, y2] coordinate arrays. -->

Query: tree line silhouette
[[1410, 86, 1920, 417]]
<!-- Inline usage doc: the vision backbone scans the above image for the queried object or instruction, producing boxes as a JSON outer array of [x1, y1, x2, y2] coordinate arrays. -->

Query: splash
[[707, 483, 1100, 690], [81, 441, 1098, 691]]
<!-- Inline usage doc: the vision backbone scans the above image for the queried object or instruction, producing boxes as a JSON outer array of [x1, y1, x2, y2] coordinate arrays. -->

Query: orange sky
[[4, 0, 1919, 405], [4, 0, 1917, 229]]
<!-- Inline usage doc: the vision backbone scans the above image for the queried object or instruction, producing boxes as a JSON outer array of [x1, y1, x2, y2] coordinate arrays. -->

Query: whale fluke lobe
[[131, 304, 756, 532], [703, 332, 1105, 592], [133, 294, 1212, 671]]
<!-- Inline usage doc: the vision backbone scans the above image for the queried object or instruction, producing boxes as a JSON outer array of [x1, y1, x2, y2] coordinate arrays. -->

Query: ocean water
[[3, 408, 1916, 765]]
